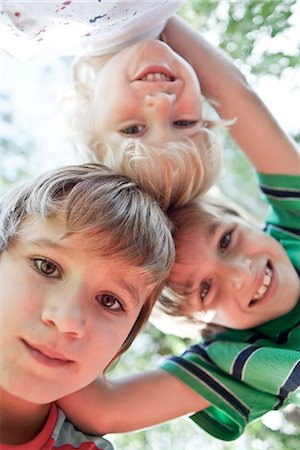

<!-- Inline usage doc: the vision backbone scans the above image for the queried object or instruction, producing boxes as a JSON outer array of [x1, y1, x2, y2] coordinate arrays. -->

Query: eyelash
[[199, 279, 212, 302], [173, 120, 197, 128], [120, 120, 198, 136], [31, 257, 61, 278], [199, 229, 234, 302], [120, 124, 144, 136], [96, 293, 125, 313], [219, 229, 234, 253]]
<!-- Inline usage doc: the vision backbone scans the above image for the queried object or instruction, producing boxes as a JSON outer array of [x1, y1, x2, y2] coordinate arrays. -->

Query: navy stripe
[[246, 332, 266, 344], [232, 346, 261, 379], [278, 360, 300, 399], [260, 186, 300, 198], [276, 320, 300, 345], [274, 396, 285, 410], [202, 337, 217, 346], [183, 344, 214, 364], [246, 320, 299, 346], [274, 360, 300, 409], [264, 223, 300, 237], [171, 356, 250, 419]]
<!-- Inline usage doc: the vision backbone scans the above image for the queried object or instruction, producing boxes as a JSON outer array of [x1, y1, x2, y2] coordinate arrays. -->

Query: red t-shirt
[[2, 403, 113, 450]]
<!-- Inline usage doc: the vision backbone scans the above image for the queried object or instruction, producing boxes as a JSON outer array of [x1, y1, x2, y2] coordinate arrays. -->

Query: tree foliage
[[109, 2, 300, 449], [180, 0, 300, 76], [1, 1, 299, 448]]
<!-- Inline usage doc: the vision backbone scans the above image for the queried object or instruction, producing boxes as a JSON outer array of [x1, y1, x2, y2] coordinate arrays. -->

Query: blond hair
[[64, 56, 225, 209], [0, 163, 174, 363]]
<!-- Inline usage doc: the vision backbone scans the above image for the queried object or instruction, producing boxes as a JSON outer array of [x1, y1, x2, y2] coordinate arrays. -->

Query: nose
[[226, 258, 252, 291], [144, 92, 175, 123], [41, 288, 87, 338]]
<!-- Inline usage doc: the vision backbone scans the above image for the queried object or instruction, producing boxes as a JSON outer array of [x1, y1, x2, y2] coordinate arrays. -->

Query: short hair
[[64, 56, 225, 209], [0, 163, 175, 362], [152, 195, 256, 338]]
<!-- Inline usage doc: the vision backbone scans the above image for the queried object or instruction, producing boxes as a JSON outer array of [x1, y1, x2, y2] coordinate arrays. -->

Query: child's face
[[92, 40, 203, 149], [0, 215, 152, 404], [168, 215, 300, 329]]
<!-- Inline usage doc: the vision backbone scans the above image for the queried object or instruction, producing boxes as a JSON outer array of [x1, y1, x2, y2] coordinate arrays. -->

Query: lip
[[133, 65, 176, 81], [249, 261, 278, 307], [22, 339, 74, 368]]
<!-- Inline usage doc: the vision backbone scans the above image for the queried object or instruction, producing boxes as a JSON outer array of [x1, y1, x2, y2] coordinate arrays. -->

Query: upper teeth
[[141, 72, 173, 82], [252, 266, 273, 301]]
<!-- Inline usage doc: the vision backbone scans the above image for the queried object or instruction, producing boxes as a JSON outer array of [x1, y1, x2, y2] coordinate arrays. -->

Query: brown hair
[[0, 163, 175, 363], [151, 195, 255, 338]]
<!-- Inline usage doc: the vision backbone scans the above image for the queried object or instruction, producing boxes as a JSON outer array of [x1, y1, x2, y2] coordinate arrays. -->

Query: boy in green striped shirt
[[159, 169, 299, 440], [58, 17, 300, 441]]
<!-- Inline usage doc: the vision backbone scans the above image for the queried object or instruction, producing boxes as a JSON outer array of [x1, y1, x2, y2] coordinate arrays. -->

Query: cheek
[[211, 303, 243, 328], [1, 270, 35, 314], [184, 69, 202, 97], [95, 68, 131, 105], [92, 89, 138, 134], [87, 317, 134, 360], [83, 333, 123, 375], [16, 277, 45, 314]]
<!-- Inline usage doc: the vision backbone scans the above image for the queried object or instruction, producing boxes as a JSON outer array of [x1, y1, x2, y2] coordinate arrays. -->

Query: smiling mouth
[[134, 66, 176, 82], [249, 263, 273, 306], [139, 72, 175, 82]]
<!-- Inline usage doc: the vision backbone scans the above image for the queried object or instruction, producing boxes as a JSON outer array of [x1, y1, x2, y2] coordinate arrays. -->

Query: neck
[[0, 387, 50, 445]]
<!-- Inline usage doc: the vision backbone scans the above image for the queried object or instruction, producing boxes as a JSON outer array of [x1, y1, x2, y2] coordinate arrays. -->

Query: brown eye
[[33, 258, 60, 278], [96, 294, 124, 312], [120, 124, 144, 136], [199, 279, 212, 301], [174, 120, 197, 128], [219, 230, 233, 252]]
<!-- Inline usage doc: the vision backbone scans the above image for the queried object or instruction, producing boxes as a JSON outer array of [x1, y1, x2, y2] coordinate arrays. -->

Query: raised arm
[[57, 369, 209, 435], [164, 16, 300, 174]]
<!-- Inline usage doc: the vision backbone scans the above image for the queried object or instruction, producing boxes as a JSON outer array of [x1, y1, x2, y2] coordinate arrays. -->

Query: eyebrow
[[206, 221, 220, 240], [25, 238, 72, 255], [117, 278, 142, 308], [169, 278, 196, 296]]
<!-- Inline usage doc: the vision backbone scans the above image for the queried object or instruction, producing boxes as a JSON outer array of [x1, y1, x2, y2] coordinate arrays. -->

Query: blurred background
[[1, 1, 300, 449]]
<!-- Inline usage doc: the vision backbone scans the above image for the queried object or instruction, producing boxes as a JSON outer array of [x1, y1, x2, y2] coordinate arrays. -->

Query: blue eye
[[96, 293, 124, 312], [199, 279, 212, 301], [32, 258, 60, 278], [173, 120, 197, 128], [219, 230, 233, 252], [120, 124, 145, 136]]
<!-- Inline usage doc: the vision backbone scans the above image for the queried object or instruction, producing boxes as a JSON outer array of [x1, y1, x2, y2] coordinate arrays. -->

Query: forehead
[[174, 212, 245, 260], [13, 215, 112, 259], [17, 215, 67, 245], [14, 215, 152, 279]]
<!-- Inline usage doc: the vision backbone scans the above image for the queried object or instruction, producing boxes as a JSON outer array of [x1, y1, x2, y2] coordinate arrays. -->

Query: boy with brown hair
[[0, 163, 174, 448]]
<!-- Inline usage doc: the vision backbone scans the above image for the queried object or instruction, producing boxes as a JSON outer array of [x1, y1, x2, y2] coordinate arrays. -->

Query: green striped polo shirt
[[160, 173, 300, 441]]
